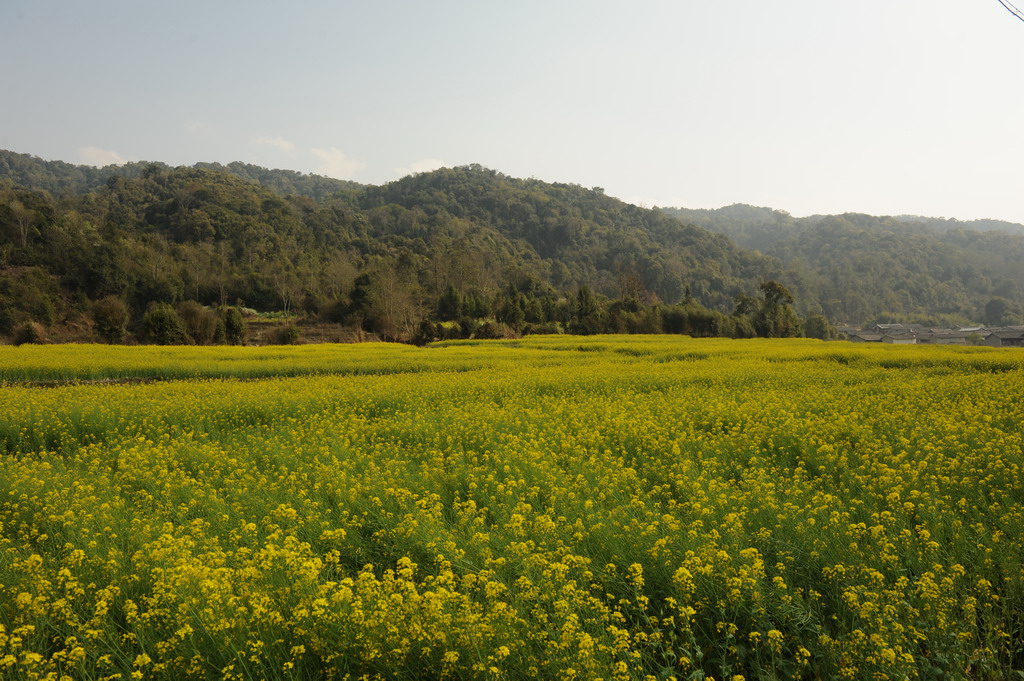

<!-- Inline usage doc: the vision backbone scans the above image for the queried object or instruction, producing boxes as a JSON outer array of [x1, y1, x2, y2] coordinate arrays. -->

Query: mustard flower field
[[0, 337, 1022, 680]]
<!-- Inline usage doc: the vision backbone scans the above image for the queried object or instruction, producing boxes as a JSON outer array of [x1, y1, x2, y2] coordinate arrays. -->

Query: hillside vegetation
[[3, 149, 1023, 344], [0, 151, 797, 343], [663, 205, 1024, 327]]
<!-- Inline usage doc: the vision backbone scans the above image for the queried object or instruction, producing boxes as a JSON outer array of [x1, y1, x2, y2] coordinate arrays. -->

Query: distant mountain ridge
[[663, 203, 1024, 244], [0, 149, 362, 201], [661, 204, 1024, 326], [891, 214, 1024, 235]]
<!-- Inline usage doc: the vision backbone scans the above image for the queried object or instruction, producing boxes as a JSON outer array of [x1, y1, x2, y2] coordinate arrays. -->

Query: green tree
[[496, 293, 526, 331], [437, 284, 464, 321], [141, 302, 190, 345], [345, 274, 373, 327], [983, 297, 1020, 326], [754, 281, 802, 338], [803, 313, 837, 340], [221, 306, 247, 345], [570, 286, 604, 335], [91, 296, 130, 343]]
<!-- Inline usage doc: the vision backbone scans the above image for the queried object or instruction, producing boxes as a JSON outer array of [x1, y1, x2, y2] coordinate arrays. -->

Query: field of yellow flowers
[[0, 336, 1022, 680]]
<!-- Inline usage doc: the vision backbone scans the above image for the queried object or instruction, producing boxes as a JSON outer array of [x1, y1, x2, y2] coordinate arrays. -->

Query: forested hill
[[663, 205, 1024, 326], [1, 152, 794, 342], [3, 147, 1021, 345], [0, 149, 362, 201], [358, 167, 780, 308]]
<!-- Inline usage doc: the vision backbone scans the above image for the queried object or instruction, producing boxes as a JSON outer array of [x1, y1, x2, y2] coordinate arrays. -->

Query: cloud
[[393, 158, 447, 178], [310, 147, 365, 180], [254, 135, 296, 153], [77, 146, 127, 167]]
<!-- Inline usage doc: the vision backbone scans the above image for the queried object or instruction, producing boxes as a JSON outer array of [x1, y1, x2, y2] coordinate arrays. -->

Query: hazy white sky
[[2, 0, 1022, 222]]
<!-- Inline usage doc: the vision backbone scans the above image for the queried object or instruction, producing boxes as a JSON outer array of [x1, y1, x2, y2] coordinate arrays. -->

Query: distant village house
[[840, 323, 1024, 347]]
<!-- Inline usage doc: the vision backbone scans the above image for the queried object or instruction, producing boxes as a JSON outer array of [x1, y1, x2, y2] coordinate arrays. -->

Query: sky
[[2, 0, 1023, 223]]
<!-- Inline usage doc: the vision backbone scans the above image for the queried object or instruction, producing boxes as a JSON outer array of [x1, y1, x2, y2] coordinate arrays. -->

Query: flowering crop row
[[0, 336, 1022, 679]]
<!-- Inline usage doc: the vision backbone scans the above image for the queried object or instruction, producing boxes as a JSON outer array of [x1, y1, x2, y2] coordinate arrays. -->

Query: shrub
[[141, 302, 190, 345], [457, 317, 479, 338], [177, 301, 220, 345], [412, 320, 442, 346], [804, 314, 838, 340], [523, 322, 562, 335], [474, 321, 516, 339], [12, 321, 48, 345], [269, 324, 301, 345], [212, 317, 227, 345], [92, 296, 130, 344], [221, 306, 247, 345]]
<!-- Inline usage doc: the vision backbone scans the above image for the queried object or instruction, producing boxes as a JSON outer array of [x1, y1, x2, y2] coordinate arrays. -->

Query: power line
[[998, 0, 1024, 23]]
